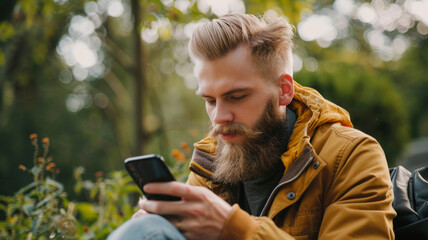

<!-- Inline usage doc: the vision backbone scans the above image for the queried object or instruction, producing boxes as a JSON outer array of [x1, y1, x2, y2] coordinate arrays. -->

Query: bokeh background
[[1, 0, 428, 197]]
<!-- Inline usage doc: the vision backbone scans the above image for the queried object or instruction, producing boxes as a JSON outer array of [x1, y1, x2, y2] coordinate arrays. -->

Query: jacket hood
[[192, 81, 353, 172]]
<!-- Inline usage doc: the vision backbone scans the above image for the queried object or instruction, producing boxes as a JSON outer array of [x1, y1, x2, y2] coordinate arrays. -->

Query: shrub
[[0, 134, 191, 239]]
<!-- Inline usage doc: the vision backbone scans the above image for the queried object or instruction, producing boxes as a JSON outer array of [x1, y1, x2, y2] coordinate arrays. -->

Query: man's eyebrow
[[196, 92, 211, 98], [196, 88, 250, 98]]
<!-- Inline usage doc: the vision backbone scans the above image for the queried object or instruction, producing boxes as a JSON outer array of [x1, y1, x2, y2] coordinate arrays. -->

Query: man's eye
[[205, 98, 216, 105], [230, 95, 246, 100]]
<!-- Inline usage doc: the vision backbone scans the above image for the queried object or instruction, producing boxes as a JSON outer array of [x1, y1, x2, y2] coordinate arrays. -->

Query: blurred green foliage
[[0, 134, 190, 239], [296, 63, 409, 161], [0, 0, 427, 212]]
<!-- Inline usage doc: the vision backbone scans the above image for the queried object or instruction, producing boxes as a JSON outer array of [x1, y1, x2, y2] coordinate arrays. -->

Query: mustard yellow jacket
[[187, 82, 396, 239]]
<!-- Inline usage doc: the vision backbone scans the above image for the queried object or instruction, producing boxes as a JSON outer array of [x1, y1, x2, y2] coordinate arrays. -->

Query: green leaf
[[0, 195, 14, 203], [37, 224, 53, 236], [39, 184, 51, 193], [7, 204, 19, 216], [22, 203, 35, 216], [32, 212, 43, 236], [74, 181, 82, 194], [31, 208, 42, 216], [94, 227, 111, 239], [75, 202, 97, 223], [15, 181, 38, 195], [89, 187, 98, 200], [60, 195, 69, 207], [123, 184, 139, 194], [29, 190, 42, 198], [0, 22, 14, 41]]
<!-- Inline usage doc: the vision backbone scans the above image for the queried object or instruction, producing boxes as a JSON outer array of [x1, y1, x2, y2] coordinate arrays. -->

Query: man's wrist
[[218, 204, 258, 240]]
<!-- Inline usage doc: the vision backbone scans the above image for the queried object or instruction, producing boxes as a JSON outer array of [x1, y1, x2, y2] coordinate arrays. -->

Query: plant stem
[[97, 182, 106, 228]]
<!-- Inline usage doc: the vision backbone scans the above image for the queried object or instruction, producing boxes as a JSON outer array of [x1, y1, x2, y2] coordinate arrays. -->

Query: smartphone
[[124, 154, 181, 201]]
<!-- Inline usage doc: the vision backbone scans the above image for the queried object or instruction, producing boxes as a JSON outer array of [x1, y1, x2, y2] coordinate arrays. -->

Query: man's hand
[[139, 181, 233, 240], [132, 198, 149, 219]]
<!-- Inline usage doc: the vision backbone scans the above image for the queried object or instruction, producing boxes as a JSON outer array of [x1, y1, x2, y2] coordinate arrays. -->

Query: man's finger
[[132, 209, 148, 219], [143, 182, 205, 201], [141, 199, 204, 216]]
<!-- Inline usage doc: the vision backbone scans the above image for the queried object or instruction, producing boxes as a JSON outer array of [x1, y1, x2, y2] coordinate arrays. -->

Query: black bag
[[390, 166, 428, 239]]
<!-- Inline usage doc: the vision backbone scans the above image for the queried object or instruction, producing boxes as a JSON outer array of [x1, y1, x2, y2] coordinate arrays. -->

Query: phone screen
[[124, 154, 181, 201]]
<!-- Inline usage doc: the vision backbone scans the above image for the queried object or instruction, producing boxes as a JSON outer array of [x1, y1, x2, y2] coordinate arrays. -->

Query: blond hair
[[189, 13, 295, 81]]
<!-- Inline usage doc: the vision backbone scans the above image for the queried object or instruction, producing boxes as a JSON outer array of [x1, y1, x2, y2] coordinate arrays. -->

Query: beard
[[209, 98, 289, 184]]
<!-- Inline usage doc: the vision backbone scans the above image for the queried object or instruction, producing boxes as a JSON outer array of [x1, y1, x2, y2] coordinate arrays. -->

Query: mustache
[[209, 122, 262, 139]]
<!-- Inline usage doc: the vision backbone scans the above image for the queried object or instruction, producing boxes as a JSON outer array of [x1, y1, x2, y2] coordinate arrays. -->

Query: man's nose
[[212, 103, 233, 125]]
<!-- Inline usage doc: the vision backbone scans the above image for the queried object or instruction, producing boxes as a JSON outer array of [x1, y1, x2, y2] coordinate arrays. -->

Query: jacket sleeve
[[219, 205, 295, 240], [187, 172, 296, 239], [318, 135, 396, 239]]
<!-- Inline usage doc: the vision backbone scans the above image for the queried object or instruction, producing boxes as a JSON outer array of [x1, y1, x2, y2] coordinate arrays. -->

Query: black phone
[[124, 154, 181, 201]]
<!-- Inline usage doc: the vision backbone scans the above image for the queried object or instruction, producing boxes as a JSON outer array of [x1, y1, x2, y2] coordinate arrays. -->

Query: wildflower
[[46, 163, 56, 171], [172, 149, 181, 158], [83, 226, 89, 233], [37, 157, 45, 163], [47, 156, 53, 162], [56, 169, 61, 174], [180, 141, 190, 153], [95, 171, 103, 178], [29, 133, 37, 141], [8, 216, 15, 223], [29, 133, 37, 143], [57, 217, 77, 238], [42, 137, 49, 145], [18, 164, 26, 171], [172, 149, 186, 162], [178, 155, 186, 162]]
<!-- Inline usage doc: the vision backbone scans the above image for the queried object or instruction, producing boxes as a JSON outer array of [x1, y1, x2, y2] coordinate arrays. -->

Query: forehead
[[196, 46, 268, 96]]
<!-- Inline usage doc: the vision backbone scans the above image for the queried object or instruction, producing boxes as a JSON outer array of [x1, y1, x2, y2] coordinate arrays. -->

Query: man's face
[[196, 45, 290, 183], [196, 45, 280, 144], [209, 96, 289, 183]]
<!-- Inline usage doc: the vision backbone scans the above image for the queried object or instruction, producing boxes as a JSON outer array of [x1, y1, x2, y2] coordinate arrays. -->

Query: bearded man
[[108, 13, 395, 240]]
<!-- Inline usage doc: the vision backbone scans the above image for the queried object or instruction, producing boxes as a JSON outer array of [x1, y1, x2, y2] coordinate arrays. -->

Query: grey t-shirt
[[243, 108, 297, 216]]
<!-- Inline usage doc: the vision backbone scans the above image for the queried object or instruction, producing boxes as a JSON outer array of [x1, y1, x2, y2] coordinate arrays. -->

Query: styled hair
[[189, 13, 295, 81]]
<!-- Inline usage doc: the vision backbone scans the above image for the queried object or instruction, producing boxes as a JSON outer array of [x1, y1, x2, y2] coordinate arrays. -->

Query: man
[[108, 13, 395, 239]]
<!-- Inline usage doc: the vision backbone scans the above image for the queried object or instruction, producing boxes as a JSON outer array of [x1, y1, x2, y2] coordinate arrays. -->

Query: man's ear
[[278, 74, 294, 106]]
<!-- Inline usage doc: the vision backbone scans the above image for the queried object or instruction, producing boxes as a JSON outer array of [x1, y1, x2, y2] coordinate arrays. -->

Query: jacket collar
[[189, 148, 215, 179], [189, 143, 316, 185]]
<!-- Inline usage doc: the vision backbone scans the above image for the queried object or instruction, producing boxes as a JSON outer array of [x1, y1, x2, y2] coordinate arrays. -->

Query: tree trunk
[[131, 0, 145, 155]]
